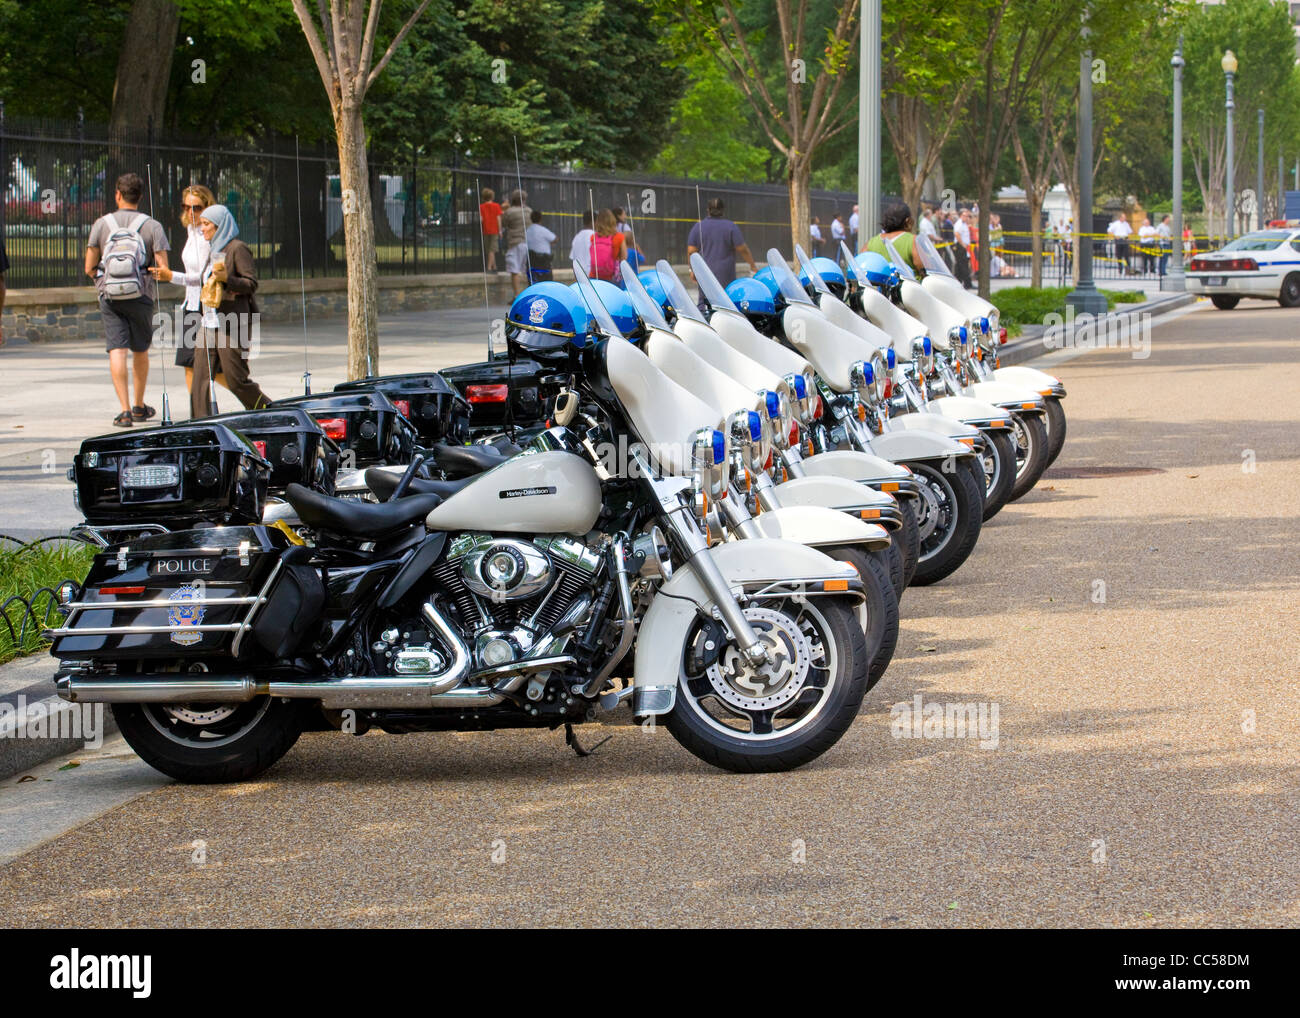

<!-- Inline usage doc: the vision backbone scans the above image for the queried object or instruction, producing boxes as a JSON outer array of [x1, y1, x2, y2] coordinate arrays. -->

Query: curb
[[999, 292, 1199, 366], [0, 692, 120, 780]]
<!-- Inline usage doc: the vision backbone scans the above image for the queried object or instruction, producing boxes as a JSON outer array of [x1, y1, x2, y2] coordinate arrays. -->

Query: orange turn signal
[[859, 509, 881, 519], [822, 579, 850, 592], [881, 482, 900, 491]]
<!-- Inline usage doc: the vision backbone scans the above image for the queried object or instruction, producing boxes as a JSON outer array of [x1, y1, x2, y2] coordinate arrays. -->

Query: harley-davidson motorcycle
[[48, 271, 876, 784]]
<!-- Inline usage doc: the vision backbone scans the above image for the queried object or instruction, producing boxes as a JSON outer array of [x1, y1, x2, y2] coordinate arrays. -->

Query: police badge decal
[[167, 584, 206, 646]]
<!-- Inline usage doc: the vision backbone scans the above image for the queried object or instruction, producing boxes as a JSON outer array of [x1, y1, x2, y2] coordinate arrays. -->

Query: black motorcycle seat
[[363, 468, 473, 502], [284, 483, 441, 537], [432, 442, 507, 476]]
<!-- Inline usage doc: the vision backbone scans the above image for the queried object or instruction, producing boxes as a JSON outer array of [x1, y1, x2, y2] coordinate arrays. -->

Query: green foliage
[[650, 54, 770, 181], [994, 285, 1146, 333], [0, 542, 94, 664]]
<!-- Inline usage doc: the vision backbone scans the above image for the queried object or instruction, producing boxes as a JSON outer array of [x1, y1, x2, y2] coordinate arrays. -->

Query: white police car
[[1187, 227, 1300, 309]]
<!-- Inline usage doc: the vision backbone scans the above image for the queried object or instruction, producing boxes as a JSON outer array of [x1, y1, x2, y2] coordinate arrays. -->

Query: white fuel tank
[[424, 450, 602, 536]]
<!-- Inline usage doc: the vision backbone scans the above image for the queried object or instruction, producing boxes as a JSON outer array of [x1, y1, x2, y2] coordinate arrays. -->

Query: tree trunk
[[900, 175, 925, 222], [108, 0, 180, 137], [337, 102, 380, 380], [1028, 192, 1044, 289], [788, 158, 811, 257]]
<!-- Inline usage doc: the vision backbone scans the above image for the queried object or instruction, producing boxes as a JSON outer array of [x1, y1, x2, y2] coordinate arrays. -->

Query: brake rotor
[[706, 606, 813, 712], [164, 703, 239, 726]]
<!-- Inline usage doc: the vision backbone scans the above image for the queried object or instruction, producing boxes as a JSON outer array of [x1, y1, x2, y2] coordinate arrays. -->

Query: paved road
[[1, 299, 1298, 927]]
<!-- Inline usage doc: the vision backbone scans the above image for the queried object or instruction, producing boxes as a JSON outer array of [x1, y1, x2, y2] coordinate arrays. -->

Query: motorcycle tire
[[825, 545, 899, 690], [1044, 397, 1067, 467], [979, 430, 1017, 521], [664, 596, 870, 772], [880, 531, 905, 598], [896, 496, 921, 589], [112, 695, 308, 784], [1007, 412, 1050, 503], [907, 458, 984, 586]]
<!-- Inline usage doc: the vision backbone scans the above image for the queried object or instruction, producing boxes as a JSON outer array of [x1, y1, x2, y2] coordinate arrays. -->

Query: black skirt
[[174, 307, 202, 367]]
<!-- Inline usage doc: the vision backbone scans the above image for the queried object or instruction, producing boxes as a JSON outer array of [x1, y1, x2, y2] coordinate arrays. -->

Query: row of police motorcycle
[[47, 234, 1066, 783]]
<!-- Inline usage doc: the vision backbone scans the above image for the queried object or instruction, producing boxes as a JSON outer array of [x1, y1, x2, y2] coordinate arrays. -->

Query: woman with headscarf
[[190, 204, 271, 419]]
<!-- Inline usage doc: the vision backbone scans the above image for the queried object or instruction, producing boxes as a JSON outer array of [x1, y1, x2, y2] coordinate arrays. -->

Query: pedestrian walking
[[570, 210, 594, 275], [500, 189, 532, 297], [84, 171, 171, 428], [1138, 216, 1158, 273], [918, 208, 939, 242], [526, 208, 556, 281], [953, 208, 974, 289], [686, 197, 757, 310], [1107, 212, 1133, 275], [189, 205, 270, 420], [849, 204, 860, 253], [810, 215, 823, 256], [148, 184, 217, 394], [479, 187, 502, 272], [830, 213, 846, 253], [589, 209, 628, 283]]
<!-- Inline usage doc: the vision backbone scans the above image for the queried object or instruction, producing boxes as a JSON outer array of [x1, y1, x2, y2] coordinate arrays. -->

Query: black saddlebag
[[194, 407, 339, 494], [272, 390, 417, 467], [48, 527, 323, 663]]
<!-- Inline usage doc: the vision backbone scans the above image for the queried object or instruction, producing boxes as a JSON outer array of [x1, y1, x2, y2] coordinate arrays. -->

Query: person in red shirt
[[479, 187, 503, 272]]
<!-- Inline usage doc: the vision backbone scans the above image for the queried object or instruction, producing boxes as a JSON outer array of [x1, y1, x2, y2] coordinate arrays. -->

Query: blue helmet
[[568, 279, 640, 337], [508, 282, 593, 350], [799, 256, 847, 298], [751, 267, 783, 302], [725, 277, 776, 316], [855, 251, 899, 288], [727, 276, 781, 335], [637, 268, 671, 314]]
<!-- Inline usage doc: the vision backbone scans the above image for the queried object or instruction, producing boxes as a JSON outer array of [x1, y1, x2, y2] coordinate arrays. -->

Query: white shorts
[[505, 243, 529, 276]]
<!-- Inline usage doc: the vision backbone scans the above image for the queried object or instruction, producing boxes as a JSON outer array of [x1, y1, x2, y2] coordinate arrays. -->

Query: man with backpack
[[85, 172, 170, 427], [686, 198, 756, 310]]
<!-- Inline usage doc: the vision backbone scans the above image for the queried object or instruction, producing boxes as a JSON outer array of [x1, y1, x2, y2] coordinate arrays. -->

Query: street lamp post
[[1257, 109, 1265, 229], [1165, 38, 1186, 291], [857, 0, 882, 245], [1223, 49, 1237, 241], [1066, 20, 1107, 315]]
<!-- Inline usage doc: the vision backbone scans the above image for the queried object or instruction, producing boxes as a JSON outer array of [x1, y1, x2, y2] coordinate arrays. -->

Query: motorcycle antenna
[[294, 135, 311, 394], [146, 163, 172, 425], [623, 191, 643, 273]]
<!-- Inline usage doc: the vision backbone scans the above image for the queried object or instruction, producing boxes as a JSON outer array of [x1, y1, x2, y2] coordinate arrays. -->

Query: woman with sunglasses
[[149, 185, 222, 393]]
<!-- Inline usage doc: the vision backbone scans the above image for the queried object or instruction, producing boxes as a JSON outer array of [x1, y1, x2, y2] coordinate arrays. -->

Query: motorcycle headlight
[[783, 371, 813, 424], [911, 336, 934, 374], [728, 408, 766, 475], [886, 346, 897, 370], [850, 359, 875, 405], [870, 350, 889, 401], [690, 427, 730, 503]]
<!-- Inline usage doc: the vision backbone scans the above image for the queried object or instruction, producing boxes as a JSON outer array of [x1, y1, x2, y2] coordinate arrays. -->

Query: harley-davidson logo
[[167, 584, 206, 646], [499, 486, 557, 498], [528, 298, 548, 325]]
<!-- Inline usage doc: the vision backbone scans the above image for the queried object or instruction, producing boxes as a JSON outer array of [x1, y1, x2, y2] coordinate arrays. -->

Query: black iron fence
[[0, 111, 858, 290]]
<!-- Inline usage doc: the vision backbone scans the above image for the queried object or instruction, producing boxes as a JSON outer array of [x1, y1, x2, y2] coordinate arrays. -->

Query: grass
[[995, 286, 1147, 337], [0, 540, 95, 665]]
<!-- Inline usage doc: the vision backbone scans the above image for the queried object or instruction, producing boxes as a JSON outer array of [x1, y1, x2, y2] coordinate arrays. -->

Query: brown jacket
[[216, 238, 259, 315]]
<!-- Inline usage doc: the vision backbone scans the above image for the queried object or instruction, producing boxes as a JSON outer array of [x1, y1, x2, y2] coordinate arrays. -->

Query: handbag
[[200, 274, 225, 309]]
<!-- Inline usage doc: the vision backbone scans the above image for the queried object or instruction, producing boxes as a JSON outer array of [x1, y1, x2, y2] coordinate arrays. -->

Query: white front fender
[[927, 394, 1014, 424], [869, 428, 972, 462], [966, 379, 1046, 410], [632, 539, 859, 714], [887, 413, 980, 440], [989, 365, 1063, 393], [801, 449, 909, 483], [739, 505, 890, 551], [775, 475, 894, 510]]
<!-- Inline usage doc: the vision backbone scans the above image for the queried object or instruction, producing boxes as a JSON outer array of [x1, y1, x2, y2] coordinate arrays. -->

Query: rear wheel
[[1279, 273, 1300, 308], [978, 430, 1017, 521], [112, 695, 307, 784], [1211, 294, 1240, 310], [665, 597, 870, 772], [1044, 398, 1068, 467], [907, 458, 984, 585], [1007, 412, 1049, 503]]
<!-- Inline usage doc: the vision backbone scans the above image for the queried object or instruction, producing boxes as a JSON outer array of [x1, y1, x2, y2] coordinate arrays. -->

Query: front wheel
[[978, 430, 1017, 521], [824, 545, 898, 690], [665, 596, 870, 772], [906, 458, 984, 585], [1044, 398, 1068, 467], [1006, 412, 1049, 502], [112, 695, 308, 783], [896, 496, 921, 588]]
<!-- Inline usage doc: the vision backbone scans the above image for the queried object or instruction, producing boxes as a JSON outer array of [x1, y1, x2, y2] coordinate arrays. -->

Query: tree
[[108, 0, 180, 137], [650, 54, 770, 182], [291, 0, 432, 380], [881, 0, 996, 216], [662, 0, 862, 250]]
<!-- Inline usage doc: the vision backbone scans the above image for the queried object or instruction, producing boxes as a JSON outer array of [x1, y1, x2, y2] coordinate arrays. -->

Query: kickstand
[[564, 723, 611, 758]]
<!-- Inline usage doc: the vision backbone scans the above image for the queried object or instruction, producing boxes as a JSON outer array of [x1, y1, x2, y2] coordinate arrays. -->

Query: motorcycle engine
[[431, 533, 603, 671]]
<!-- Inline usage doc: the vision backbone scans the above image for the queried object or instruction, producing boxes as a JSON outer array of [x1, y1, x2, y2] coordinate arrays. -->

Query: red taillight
[[317, 417, 347, 441], [466, 384, 509, 403], [998, 327, 1008, 345], [99, 586, 145, 595], [1192, 257, 1258, 272], [392, 399, 411, 419], [252, 440, 267, 459]]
